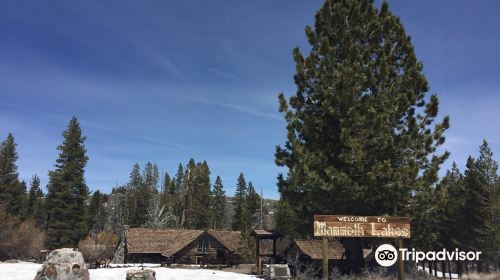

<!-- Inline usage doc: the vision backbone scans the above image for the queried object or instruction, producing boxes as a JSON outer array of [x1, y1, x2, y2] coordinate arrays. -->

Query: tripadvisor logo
[[375, 244, 398, 267], [375, 244, 482, 267]]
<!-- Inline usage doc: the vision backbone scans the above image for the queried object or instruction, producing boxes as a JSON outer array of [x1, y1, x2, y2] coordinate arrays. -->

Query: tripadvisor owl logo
[[375, 244, 398, 267], [374, 244, 482, 267]]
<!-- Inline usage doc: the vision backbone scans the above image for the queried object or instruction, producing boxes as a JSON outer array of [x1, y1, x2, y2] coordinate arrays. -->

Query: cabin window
[[198, 238, 209, 253], [217, 249, 225, 259]]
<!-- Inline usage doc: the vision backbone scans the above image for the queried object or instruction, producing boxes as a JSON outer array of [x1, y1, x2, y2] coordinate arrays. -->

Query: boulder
[[34, 248, 89, 280], [126, 268, 156, 280]]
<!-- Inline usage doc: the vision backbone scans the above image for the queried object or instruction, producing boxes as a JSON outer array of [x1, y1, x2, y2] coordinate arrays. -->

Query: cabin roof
[[207, 229, 240, 252], [294, 239, 345, 260], [292, 239, 373, 260], [126, 228, 241, 257]]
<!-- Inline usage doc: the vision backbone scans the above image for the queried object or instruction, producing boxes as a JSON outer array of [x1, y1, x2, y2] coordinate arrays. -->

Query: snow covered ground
[[0, 262, 258, 280], [417, 265, 458, 279]]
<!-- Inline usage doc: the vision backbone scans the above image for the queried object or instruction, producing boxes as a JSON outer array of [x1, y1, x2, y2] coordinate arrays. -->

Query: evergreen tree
[[246, 181, 261, 227], [170, 163, 184, 224], [275, 0, 449, 268], [27, 175, 41, 217], [212, 176, 226, 230], [442, 162, 468, 246], [0, 133, 26, 216], [32, 186, 47, 230], [232, 173, 249, 231], [163, 172, 171, 194], [88, 190, 107, 235], [18, 180, 28, 218], [161, 172, 171, 205], [152, 163, 159, 192], [46, 117, 89, 249], [437, 163, 466, 250], [143, 162, 156, 192], [181, 159, 196, 228], [174, 163, 184, 195], [125, 163, 142, 227], [412, 183, 443, 251], [462, 141, 498, 271], [189, 161, 211, 229]]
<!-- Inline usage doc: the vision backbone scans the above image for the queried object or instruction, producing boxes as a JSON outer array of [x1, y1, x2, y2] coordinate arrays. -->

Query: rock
[[125, 268, 156, 280], [34, 248, 89, 280]]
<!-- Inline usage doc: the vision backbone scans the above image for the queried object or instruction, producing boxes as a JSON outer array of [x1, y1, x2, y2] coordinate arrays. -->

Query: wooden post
[[322, 236, 328, 280], [256, 237, 261, 276], [272, 237, 277, 264], [397, 239, 405, 280]]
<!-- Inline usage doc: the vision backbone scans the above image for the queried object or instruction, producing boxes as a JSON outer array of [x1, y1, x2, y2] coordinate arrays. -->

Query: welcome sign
[[314, 215, 411, 238]]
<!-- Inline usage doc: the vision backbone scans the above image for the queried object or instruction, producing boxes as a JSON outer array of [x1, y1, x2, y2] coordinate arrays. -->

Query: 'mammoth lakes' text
[[313, 215, 411, 238]]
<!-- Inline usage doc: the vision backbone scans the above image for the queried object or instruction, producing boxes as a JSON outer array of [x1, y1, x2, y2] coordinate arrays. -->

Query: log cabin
[[124, 228, 241, 265]]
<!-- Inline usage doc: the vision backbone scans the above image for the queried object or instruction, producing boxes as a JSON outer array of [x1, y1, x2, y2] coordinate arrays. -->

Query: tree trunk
[[342, 238, 364, 273], [448, 260, 452, 280], [441, 261, 446, 279]]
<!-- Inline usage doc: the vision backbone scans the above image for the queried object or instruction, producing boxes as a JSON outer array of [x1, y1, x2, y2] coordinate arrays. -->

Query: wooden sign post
[[322, 236, 328, 280], [398, 238, 405, 280], [314, 215, 411, 279]]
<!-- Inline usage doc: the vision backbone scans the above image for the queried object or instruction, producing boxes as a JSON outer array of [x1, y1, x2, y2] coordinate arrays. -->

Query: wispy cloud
[[0, 102, 192, 150], [85, 120, 192, 150], [208, 67, 241, 81], [133, 38, 182, 77], [193, 97, 282, 120], [146, 86, 283, 121]]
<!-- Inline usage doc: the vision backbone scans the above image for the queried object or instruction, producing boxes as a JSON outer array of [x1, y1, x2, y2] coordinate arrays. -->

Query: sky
[[1, 1, 499, 199]]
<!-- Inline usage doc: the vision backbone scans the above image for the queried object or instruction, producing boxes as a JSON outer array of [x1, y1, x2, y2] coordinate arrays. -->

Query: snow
[[417, 265, 458, 279], [0, 262, 258, 280]]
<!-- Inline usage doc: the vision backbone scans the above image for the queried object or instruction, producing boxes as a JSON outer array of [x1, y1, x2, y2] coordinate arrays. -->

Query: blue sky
[[1, 1, 499, 199]]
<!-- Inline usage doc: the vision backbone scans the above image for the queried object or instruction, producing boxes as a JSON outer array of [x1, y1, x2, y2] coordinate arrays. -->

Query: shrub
[[78, 231, 118, 268], [0, 206, 45, 261]]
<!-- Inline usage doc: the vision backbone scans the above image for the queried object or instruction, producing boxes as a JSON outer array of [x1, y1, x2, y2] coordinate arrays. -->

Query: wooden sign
[[314, 215, 411, 238]]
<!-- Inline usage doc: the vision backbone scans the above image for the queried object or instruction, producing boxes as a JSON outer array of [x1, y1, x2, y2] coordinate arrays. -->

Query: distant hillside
[[225, 196, 278, 230], [101, 192, 279, 232]]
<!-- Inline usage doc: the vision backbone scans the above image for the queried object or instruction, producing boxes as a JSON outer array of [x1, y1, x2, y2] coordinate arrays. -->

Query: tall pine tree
[[25, 174, 47, 229], [212, 176, 226, 230], [88, 190, 107, 235], [437, 163, 466, 250], [189, 161, 211, 229], [46, 117, 89, 249], [161, 172, 171, 206], [462, 141, 499, 271], [275, 0, 449, 268], [232, 173, 249, 231], [181, 159, 196, 228], [246, 181, 261, 228], [0, 133, 26, 217], [27, 175, 41, 218], [171, 163, 184, 222], [126, 163, 144, 227]]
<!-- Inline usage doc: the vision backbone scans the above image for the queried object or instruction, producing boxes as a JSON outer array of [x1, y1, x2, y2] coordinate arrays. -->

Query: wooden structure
[[314, 215, 411, 238], [285, 239, 373, 277], [314, 215, 410, 280], [252, 229, 284, 276], [39, 250, 50, 263], [125, 228, 241, 265]]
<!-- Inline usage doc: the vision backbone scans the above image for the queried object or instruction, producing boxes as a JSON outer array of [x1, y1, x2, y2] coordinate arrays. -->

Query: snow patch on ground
[[0, 262, 258, 280], [417, 265, 458, 279]]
